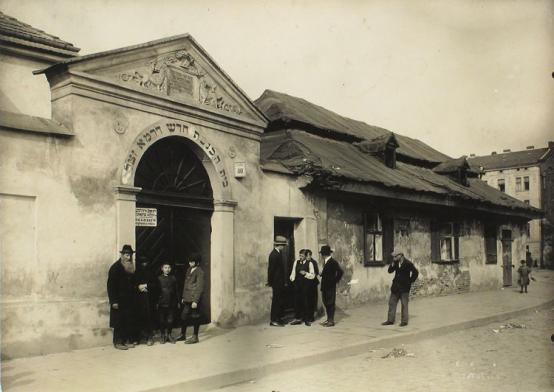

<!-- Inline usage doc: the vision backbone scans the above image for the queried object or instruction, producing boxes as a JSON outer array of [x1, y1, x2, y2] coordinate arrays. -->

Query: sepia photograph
[[0, 0, 553, 391]]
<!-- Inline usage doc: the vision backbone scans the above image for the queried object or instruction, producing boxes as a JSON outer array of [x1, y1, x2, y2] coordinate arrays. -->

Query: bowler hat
[[274, 235, 287, 245], [119, 244, 135, 254], [319, 245, 332, 256], [391, 248, 404, 257]]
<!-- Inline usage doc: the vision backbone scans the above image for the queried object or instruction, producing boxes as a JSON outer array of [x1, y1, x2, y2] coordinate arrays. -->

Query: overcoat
[[267, 249, 285, 288], [320, 257, 343, 292], [389, 259, 419, 294], [107, 259, 135, 328]]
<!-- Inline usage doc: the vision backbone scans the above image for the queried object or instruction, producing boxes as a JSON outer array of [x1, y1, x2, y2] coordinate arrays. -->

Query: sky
[[1, 0, 552, 157]]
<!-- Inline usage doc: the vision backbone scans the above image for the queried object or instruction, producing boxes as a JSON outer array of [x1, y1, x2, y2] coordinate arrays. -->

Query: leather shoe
[[320, 320, 329, 326], [399, 322, 408, 327], [114, 343, 128, 350], [290, 319, 302, 325], [185, 336, 199, 344], [323, 321, 335, 327], [270, 321, 285, 327], [305, 321, 312, 326], [381, 321, 394, 325]]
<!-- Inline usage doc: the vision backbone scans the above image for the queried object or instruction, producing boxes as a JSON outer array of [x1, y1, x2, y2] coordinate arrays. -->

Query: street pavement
[[2, 270, 553, 392]]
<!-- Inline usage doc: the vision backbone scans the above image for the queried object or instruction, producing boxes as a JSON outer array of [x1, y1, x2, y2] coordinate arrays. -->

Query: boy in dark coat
[[107, 244, 136, 350], [267, 236, 287, 327], [382, 250, 419, 327], [319, 245, 343, 327], [180, 254, 205, 344], [157, 262, 178, 344]]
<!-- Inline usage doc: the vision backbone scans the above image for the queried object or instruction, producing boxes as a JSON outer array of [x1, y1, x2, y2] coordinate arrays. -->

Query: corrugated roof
[[0, 12, 79, 56], [255, 89, 451, 164], [262, 129, 540, 216], [468, 148, 549, 171], [0, 110, 73, 136]]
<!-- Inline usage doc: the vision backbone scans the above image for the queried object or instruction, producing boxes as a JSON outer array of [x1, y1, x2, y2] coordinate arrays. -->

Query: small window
[[364, 213, 393, 266], [484, 224, 497, 264], [431, 221, 460, 262], [524, 176, 530, 191], [498, 179, 505, 192], [515, 177, 522, 191], [524, 200, 530, 205], [526, 223, 531, 237]]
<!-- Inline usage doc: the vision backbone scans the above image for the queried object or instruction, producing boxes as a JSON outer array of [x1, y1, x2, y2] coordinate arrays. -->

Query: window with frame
[[484, 224, 497, 264], [364, 213, 393, 266], [431, 221, 460, 262], [524, 176, 530, 191], [497, 179, 505, 192], [515, 177, 522, 191]]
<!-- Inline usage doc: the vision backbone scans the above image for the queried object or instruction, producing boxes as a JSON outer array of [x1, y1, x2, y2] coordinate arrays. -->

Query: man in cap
[[267, 236, 288, 326], [107, 244, 137, 350], [382, 249, 419, 327], [319, 245, 343, 327]]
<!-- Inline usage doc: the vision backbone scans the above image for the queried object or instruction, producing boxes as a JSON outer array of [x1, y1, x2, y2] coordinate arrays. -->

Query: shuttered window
[[364, 213, 393, 266], [431, 221, 461, 263]]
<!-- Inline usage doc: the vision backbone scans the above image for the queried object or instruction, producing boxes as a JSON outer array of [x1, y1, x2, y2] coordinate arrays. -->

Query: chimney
[[503, 149, 511, 153], [469, 153, 476, 157], [526, 146, 534, 150], [491, 151, 497, 155]]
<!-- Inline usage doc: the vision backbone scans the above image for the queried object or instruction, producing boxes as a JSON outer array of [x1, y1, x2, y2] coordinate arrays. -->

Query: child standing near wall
[[517, 259, 531, 293], [157, 262, 178, 343]]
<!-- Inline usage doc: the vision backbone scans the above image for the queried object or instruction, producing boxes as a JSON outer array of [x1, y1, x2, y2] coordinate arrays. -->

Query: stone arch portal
[[115, 119, 236, 325]]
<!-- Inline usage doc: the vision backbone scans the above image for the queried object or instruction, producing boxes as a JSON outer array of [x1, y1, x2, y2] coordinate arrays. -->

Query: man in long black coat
[[107, 244, 136, 350], [382, 250, 419, 327], [319, 245, 343, 327], [267, 236, 287, 327], [133, 256, 157, 346]]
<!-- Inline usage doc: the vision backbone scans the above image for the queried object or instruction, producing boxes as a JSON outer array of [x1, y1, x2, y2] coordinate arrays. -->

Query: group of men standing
[[267, 237, 344, 327], [267, 237, 419, 328]]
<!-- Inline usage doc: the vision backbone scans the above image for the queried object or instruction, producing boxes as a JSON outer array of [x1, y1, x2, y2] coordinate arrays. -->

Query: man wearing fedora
[[267, 236, 288, 327], [319, 245, 343, 327], [382, 250, 419, 327], [107, 244, 137, 350]]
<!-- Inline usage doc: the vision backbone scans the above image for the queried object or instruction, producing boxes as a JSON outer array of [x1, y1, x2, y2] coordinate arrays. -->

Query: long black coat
[[389, 259, 419, 293], [320, 257, 343, 292], [107, 259, 135, 328], [267, 249, 285, 288]]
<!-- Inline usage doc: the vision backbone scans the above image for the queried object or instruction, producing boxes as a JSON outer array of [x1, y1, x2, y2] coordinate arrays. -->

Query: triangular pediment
[[52, 35, 267, 124]]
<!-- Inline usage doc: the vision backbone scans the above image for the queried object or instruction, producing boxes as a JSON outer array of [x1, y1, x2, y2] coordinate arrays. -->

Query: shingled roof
[[255, 89, 450, 165], [0, 12, 79, 57], [468, 148, 550, 171], [261, 129, 541, 219]]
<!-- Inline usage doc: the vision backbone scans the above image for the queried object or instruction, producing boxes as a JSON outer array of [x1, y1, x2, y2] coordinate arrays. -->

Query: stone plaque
[[168, 66, 194, 97]]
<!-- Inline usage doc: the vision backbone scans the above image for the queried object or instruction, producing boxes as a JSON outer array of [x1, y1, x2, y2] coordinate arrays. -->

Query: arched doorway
[[134, 136, 213, 322]]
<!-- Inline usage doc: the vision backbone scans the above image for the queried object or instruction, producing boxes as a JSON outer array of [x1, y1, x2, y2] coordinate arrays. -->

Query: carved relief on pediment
[[115, 50, 241, 115]]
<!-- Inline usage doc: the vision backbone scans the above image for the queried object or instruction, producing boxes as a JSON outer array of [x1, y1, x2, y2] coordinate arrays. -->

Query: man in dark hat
[[107, 244, 137, 350], [382, 249, 419, 327], [319, 245, 343, 327], [267, 236, 288, 327]]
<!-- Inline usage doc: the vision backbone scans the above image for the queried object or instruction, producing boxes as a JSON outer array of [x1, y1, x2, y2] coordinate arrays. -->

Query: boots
[[167, 333, 176, 344], [185, 334, 199, 344], [160, 331, 167, 344]]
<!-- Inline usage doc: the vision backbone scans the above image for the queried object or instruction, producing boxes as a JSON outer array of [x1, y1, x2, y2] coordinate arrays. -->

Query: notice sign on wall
[[136, 208, 157, 227]]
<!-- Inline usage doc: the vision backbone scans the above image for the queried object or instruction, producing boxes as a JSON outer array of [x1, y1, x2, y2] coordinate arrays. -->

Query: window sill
[[364, 261, 388, 267], [485, 261, 498, 265], [432, 260, 460, 265]]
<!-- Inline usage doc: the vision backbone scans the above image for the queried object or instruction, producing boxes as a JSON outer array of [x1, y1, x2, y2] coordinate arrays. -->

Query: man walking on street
[[319, 245, 343, 327], [382, 250, 419, 327], [267, 236, 288, 327]]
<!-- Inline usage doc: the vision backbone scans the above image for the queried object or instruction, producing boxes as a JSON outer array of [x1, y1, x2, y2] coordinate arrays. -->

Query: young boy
[[157, 262, 178, 344]]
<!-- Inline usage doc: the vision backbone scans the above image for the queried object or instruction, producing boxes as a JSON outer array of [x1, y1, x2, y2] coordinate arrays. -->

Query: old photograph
[[0, 0, 553, 391]]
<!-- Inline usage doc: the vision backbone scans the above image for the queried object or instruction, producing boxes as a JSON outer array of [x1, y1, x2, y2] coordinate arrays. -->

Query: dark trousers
[[158, 305, 175, 334], [136, 293, 154, 340], [322, 287, 336, 322], [293, 281, 310, 321], [308, 284, 318, 321], [270, 285, 285, 322], [387, 291, 409, 323]]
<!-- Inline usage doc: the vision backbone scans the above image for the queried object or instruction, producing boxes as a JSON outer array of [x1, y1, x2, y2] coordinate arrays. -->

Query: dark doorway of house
[[135, 136, 213, 323], [501, 229, 513, 286], [274, 217, 301, 318]]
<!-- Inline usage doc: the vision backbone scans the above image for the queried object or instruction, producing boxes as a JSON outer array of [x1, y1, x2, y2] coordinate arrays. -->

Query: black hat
[[319, 245, 332, 256], [119, 244, 135, 254]]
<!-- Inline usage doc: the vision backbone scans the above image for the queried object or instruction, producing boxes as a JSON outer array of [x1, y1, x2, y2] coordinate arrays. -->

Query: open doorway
[[274, 217, 302, 317]]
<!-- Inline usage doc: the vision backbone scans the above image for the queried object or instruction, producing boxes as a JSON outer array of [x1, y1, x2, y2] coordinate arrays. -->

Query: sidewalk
[[2, 270, 554, 392]]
